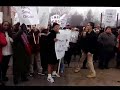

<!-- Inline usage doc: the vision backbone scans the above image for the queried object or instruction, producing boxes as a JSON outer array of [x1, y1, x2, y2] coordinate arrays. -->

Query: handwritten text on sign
[[55, 32, 67, 59], [15, 7, 39, 25], [104, 9, 117, 27]]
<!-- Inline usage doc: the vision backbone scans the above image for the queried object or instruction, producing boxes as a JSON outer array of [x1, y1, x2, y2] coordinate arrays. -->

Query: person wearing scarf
[[12, 23, 31, 85]]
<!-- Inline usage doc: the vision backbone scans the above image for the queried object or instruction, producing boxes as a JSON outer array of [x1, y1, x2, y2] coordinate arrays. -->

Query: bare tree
[[50, 7, 71, 16], [83, 9, 94, 25], [69, 11, 84, 27]]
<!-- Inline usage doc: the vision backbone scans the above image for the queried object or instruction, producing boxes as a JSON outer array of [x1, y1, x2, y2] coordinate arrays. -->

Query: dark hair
[[20, 23, 27, 31], [105, 26, 111, 31], [41, 29, 49, 33], [88, 22, 94, 29], [117, 26, 120, 29], [2, 21, 11, 30], [52, 22, 59, 28], [14, 22, 20, 31]]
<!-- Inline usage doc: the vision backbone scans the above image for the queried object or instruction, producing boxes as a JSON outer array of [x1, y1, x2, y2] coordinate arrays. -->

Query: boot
[[87, 71, 96, 78], [74, 67, 80, 73]]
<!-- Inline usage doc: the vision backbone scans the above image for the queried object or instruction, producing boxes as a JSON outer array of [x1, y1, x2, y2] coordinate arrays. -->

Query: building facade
[[0, 6, 11, 23]]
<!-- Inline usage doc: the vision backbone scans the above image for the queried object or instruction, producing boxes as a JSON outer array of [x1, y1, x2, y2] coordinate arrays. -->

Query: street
[[5, 56, 120, 86]]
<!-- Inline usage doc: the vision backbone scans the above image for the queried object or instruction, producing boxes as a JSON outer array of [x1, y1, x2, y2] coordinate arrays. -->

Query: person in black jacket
[[76, 26, 88, 69], [39, 28, 50, 75], [74, 22, 97, 78], [47, 23, 60, 83]]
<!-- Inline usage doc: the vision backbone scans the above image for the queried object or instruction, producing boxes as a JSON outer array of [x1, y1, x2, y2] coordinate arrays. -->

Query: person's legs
[[13, 57, 21, 85], [34, 52, 41, 73], [0, 63, 5, 86], [1, 55, 11, 81], [87, 52, 96, 78], [52, 62, 60, 77], [29, 54, 34, 76], [60, 58, 65, 74], [81, 57, 87, 69], [98, 49, 105, 69], [40, 52, 48, 74], [104, 51, 112, 69], [47, 64, 54, 83], [116, 50, 120, 68], [66, 47, 73, 67], [74, 51, 87, 73]]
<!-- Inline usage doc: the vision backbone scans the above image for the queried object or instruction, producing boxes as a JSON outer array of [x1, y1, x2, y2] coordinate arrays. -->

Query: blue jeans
[[60, 58, 65, 73]]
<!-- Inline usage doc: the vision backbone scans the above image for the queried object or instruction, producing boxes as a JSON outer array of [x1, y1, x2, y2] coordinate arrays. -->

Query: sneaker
[[40, 73, 45, 76], [29, 73, 34, 77], [74, 68, 80, 73], [87, 73, 96, 78], [47, 77, 54, 83], [52, 73, 60, 77]]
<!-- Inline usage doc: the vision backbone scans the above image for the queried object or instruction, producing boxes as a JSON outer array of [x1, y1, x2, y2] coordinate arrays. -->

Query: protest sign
[[104, 9, 117, 27], [55, 31, 67, 59], [15, 6, 39, 25], [51, 14, 61, 25]]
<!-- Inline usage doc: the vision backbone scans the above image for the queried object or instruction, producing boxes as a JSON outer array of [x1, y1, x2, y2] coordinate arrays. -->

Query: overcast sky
[[49, 7, 120, 20]]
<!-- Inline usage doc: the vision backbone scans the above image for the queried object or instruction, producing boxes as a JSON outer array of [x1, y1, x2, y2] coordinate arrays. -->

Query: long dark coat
[[47, 30, 58, 65], [12, 29, 30, 77]]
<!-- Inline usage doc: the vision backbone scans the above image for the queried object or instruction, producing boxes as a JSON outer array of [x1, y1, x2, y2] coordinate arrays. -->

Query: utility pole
[[100, 13, 102, 28], [116, 13, 119, 27]]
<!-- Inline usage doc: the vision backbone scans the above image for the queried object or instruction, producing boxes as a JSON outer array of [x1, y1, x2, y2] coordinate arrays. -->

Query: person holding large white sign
[[104, 9, 117, 27], [15, 6, 39, 25], [47, 23, 60, 83]]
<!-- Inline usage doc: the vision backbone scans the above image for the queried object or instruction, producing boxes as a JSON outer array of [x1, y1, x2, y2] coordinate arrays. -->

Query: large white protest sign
[[104, 9, 117, 27], [55, 32, 67, 59], [0, 12, 3, 24], [15, 6, 39, 25], [59, 29, 71, 51], [38, 7, 49, 29]]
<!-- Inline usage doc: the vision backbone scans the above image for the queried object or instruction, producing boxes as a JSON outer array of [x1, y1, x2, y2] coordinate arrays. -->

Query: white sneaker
[[47, 77, 54, 83], [52, 72, 60, 77]]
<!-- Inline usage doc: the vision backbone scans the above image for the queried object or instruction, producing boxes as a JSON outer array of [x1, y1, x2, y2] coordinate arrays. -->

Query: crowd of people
[[0, 20, 120, 86]]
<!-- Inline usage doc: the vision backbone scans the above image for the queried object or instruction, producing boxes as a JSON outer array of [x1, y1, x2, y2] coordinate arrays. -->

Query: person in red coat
[[0, 24, 7, 86]]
